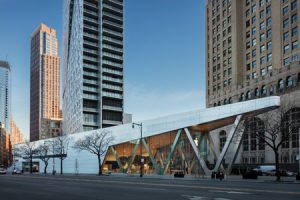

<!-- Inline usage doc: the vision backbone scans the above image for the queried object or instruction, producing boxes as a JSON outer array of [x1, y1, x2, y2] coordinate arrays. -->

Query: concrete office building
[[30, 24, 61, 141], [0, 61, 11, 133], [206, 0, 300, 169], [10, 119, 24, 146], [62, 0, 124, 135]]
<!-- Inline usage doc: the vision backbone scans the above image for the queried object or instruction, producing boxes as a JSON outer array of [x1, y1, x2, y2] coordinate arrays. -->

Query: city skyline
[[0, 0, 205, 140]]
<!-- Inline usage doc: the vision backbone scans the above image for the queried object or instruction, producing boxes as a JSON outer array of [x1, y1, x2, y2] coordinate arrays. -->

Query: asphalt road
[[0, 174, 300, 200]]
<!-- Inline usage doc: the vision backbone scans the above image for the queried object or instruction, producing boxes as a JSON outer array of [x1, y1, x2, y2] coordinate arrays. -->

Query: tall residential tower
[[0, 61, 11, 132], [30, 24, 61, 141], [63, 0, 124, 134]]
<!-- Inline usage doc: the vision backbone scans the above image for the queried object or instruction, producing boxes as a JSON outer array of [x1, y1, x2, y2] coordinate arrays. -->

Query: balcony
[[102, 28, 123, 38], [83, 63, 98, 70], [83, 93, 98, 100], [84, 1, 98, 10], [103, 11, 122, 22], [102, 52, 123, 61], [102, 83, 123, 91], [83, 85, 98, 93], [103, 3, 123, 14], [83, 79, 98, 85], [84, 48, 98, 55], [102, 36, 122, 46], [102, 120, 122, 126], [83, 55, 98, 62], [84, 24, 98, 32], [102, 44, 123, 54], [102, 91, 123, 99], [83, 71, 98, 78], [102, 59, 123, 68], [102, 76, 123, 84], [83, 107, 99, 113], [84, 40, 98, 48], [102, 105, 123, 112], [83, 32, 98, 40], [83, 16, 98, 24], [102, 67, 123, 76], [103, 19, 123, 29], [84, 9, 98, 17]]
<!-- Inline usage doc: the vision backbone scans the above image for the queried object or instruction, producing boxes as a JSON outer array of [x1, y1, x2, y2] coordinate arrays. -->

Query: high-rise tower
[[63, 0, 124, 134], [0, 61, 11, 132], [30, 24, 61, 141]]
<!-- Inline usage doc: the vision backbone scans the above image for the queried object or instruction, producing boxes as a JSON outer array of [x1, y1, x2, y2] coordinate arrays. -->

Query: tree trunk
[[275, 151, 280, 181], [60, 155, 63, 175], [44, 162, 48, 174], [30, 155, 33, 174], [98, 155, 102, 176]]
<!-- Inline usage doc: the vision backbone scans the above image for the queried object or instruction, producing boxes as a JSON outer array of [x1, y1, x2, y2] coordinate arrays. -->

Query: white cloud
[[124, 83, 205, 121]]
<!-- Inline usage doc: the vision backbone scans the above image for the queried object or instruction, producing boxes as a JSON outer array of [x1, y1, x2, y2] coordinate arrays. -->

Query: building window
[[261, 85, 267, 95], [260, 45, 265, 53], [260, 10, 264, 19], [292, 14, 298, 24], [260, 0, 265, 7], [283, 19, 289, 28], [252, 4, 256, 13], [283, 6, 289, 15], [240, 93, 245, 101], [267, 41, 272, 50], [252, 49, 257, 57], [261, 68, 266, 76], [219, 130, 227, 152], [252, 72, 257, 79], [292, 27, 298, 37], [266, 5, 271, 14], [267, 29, 272, 38], [252, 38, 257, 46], [292, 41, 298, 50], [260, 33, 265, 41], [246, 91, 251, 100], [223, 99, 227, 105], [252, 60, 257, 68], [252, 27, 257, 35], [228, 97, 232, 104], [260, 22, 265, 30], [260, 56, 265, 64], [255, 88, 260, 97], [283, 57, 290, 65], [252, 16, 256, 24], [287, 76, 293, 87], [283, 32, 289, 41], [291, 0, 297, 10], [267, 17, 272, 26], [284, 44, 290, 54], [278, 79, 284, 90]]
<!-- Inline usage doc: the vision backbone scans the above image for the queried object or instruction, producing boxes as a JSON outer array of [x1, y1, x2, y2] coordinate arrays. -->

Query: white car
[[0, 167, 7, 174]]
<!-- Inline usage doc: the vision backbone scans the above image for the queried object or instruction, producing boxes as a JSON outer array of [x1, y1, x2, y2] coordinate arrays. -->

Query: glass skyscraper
[[0, 61, 11, 132], [63, 0, 124, 134]]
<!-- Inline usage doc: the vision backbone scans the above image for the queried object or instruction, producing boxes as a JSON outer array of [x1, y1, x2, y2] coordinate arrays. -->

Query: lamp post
[[44, 140, 55, 175], [132, 122, 143, 177]]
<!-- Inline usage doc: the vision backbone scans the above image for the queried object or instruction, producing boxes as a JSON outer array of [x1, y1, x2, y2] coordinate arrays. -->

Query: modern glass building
[[0, 61, 11, 133], [63, 0, 124, 134]]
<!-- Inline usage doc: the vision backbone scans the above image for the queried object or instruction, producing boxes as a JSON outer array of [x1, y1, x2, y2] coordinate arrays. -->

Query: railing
[[103, 19, 123, 29], [83, 63, 98, 70], [103, 76, 123, 83], [102, 83, 123, 91], [84, 48, 98, 55], [103, 36, 122, 45], [84, 9, 98, 16], [102, 91, 123, 99], [84, 24, 98, 31], [102, 59, 123, 68], [102, 52, 123, 60], [83, 16, 98, 24], [103, 3, 123, 13], [83, 71, 98, 78], [83, 93, 98, 100], [84, 1, 98, 9], [102, 67, 123, 76], [102, 28, 123, 37], [83, 79, 98, 85], [83, 55, 98, 62], [103, 11, 122, 21], [83, 32, 98, 39], [102, 44, 123, 53], [84, 40, 98, 47]]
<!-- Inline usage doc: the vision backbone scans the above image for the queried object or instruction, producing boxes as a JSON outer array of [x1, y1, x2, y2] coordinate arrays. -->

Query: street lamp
[[132, 122, 143, 177], [44, 140, 55, 175]]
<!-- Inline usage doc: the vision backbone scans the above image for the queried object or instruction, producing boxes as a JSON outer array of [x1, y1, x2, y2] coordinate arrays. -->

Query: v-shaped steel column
[[185, 128, 211, 175], [213, 115, 243, 172]]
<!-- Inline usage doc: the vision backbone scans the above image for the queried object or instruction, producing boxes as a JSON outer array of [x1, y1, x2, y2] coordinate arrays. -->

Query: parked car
[[12, 168, 23, 175], [0, 167, 7, 174], [253, 165, 275, 176], [242, 170, 258, 179]]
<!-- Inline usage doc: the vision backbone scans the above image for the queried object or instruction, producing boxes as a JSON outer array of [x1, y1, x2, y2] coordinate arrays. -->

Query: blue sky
[[0, 0, 206, 140]]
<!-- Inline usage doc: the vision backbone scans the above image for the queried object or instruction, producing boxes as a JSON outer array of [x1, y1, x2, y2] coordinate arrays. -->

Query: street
[[0, 174, 300, 200]]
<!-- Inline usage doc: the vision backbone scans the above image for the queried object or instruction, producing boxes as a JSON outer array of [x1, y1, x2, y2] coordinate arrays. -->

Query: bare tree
[[35, 143, 51, 174], [14, 141, 37, 174], [73, 130, 113, 175], [54, 135, 70, 174], [244, 104, 300, 181]]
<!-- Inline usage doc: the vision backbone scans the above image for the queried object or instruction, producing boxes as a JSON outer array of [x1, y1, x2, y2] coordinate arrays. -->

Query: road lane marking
[[182, 194, 232, 200], [208, 190, 250, 194], [5, 175, 300, 196]]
